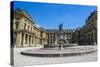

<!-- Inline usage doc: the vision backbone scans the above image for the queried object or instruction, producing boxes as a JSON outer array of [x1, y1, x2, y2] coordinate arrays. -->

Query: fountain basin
[[21, 46, 97, 57], [44, 44, 78, 48]]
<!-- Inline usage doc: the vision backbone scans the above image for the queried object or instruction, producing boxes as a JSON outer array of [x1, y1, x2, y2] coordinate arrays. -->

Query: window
[[31, 27, 32, 32], [28, 25, 30, 31], [25, 19, 26, 22], [15, 22, 19, 29], [24, 23, 26, 30]]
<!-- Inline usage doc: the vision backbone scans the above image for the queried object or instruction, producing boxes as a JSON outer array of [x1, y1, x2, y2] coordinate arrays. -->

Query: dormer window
[[16, 15, 20, 20]]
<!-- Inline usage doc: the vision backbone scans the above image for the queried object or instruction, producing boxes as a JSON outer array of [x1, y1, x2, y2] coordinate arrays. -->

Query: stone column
[[34, 37, 36, 46], [16, 32, 22, 47], [33, 37, 35, 46], [27, 35, 29, 46], [30, 36, 32, 45], [30, 36, 32, 46], [89, 35, 91, 44], [22, 33, 25, 46], [35, 38, 37, 45], [93, 32, 96, 45], [32, 36, 34, 46], [29, 36, 31, 46]]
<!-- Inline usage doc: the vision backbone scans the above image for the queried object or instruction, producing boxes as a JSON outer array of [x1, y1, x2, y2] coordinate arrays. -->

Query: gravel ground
[[13, 46, 97, 66]]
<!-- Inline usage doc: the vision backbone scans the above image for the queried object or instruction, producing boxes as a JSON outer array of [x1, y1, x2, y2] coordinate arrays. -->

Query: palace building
[[11, 8, 47, 47], [11, 8, 97, 47], [46, 29, 75, 45], [79, 11, 97, 45], [72, 11, 97, 45]]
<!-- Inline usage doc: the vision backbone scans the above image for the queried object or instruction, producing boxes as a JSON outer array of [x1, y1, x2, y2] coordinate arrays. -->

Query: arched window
[[15, 22, 19, 29]]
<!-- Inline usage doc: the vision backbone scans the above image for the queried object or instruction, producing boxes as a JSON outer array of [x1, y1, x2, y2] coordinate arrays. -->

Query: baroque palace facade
[[11, 8, 47, 47], [46, 29, 75, 45], [11, 8, 97, 47], [72, 11, 97, 45]]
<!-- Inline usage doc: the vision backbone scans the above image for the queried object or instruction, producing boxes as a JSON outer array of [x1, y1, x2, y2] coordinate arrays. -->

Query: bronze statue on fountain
[[44, 23, 69, 49], [57, 23, 69, 50]]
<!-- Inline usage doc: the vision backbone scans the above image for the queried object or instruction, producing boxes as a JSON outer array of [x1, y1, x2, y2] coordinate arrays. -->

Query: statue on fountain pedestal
[[57, 23, 69, 50], [58, 23, 65, 50], [59, 23, 63, 31]]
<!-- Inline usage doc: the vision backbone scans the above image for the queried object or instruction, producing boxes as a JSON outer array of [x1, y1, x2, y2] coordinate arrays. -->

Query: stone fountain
[[21, 23, 96, 57], [44, 23, 69, 48], [57, 23, 69, 50]]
